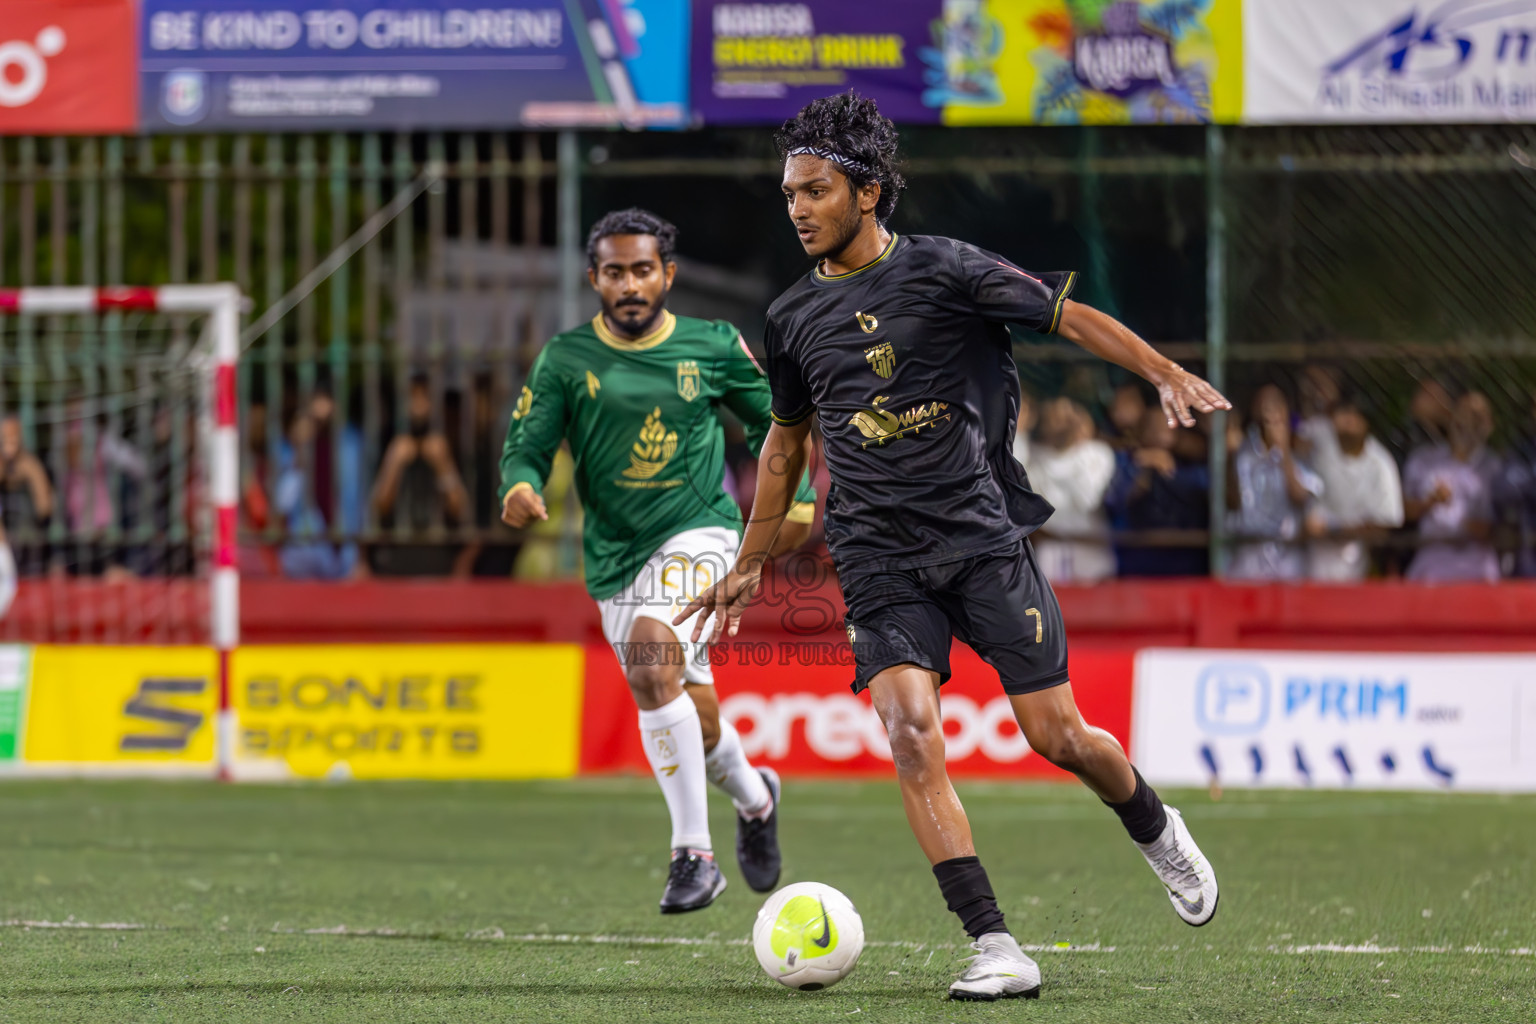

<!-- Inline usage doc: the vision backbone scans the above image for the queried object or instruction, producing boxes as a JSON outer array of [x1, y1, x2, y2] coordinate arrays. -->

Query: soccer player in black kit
[[678, 93, 1231, 1001]]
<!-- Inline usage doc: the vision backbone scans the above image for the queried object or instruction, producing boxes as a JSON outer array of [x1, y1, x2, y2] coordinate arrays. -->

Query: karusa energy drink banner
[[139, 0, 688, 131], [690, 0, 1242, 125], [692, 0, 939, 124]]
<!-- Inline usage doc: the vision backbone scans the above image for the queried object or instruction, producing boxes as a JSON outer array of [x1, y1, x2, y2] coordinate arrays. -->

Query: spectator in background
[[1227, 385, 1321, 581], [62, 407, 148, 577], [1499, 389, 1536, 578], [1106, 406, 1209, 576], [1012, 389, 1037, 467], [1294, 363, 1342, 458], [239, 400, 279, 577], [1307, 394, 1403, 581], [1392, 377, 1454, 460], [1024, 396, 1116, 584], [0, 415, 53, 575], [369, 376, 471, 576], [1403, 391, 1501, 583], [1104, 381, 1148, 451], [275, 388, 363, 580]]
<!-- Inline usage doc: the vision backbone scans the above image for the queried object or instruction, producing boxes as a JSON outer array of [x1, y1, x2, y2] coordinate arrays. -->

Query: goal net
[[0, 285, 241, 769]]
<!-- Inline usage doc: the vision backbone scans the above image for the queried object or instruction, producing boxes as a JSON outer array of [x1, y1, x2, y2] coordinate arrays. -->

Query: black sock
[[932, 856, 1009, 940], [1104, 766, 1168, 844]]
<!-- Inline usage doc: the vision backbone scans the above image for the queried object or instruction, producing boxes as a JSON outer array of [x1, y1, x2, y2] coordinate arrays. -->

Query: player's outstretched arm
[[674, 417, 814, 643], [1056, 300, 1231, 428]]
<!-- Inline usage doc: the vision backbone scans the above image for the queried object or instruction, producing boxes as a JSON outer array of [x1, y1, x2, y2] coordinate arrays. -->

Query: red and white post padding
[[0, 284, 244, 778]]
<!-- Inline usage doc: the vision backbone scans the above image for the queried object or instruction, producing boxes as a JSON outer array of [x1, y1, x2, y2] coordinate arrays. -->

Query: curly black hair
[[585, 207, 678, 268], [774, 92, 906, 224]]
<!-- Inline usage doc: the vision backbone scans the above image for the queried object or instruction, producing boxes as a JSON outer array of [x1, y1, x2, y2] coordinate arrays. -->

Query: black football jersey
[[765, 233, 1076, 572]]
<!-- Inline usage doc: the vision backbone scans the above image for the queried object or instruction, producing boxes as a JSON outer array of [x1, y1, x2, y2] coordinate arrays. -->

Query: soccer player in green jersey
[[499, 208, 817, 913]]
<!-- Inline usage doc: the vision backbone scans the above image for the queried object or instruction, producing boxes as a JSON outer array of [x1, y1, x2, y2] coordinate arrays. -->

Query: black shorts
[[840, 538, 1069, 697]]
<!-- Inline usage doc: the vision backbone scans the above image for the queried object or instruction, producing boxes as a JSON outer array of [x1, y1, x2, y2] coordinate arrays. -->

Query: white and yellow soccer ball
[[752, 881, 864, 991]]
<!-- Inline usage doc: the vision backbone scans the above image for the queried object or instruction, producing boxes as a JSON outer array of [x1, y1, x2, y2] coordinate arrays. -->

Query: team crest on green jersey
[[677, 361, 701, 402]]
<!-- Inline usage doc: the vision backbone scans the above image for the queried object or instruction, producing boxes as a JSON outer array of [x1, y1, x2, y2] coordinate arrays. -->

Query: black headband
[[786, 145, 875, 180]]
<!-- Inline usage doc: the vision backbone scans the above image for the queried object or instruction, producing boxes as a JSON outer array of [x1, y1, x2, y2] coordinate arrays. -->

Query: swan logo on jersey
[[622, 407, 679, 480], [848, 395, 951, 448], [855, 311, 879, 334], [863, 341, 895, 378], [677, 361, 701, 402]]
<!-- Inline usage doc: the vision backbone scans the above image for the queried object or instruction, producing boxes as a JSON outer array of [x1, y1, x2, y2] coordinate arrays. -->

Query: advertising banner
[[691, 0, 938, 124], [0, 646, 30, 767], [1132, 650, 1536, 792], [581, 640, 1133, 777], [138, 0, 688, 131], [23, 645, 218, 774], [937, 0, 1243, 126], [0, 0, 138, 135], [11, 643, 582, 779], [1244, 0, 1536, 124], [690, 0, 1241, 126], [231, 644, 583, 779]]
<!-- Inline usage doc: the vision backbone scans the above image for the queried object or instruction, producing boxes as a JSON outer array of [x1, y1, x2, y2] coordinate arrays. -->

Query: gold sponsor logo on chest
[[848, 395, 952, 448], [864, 341, 895, 378]]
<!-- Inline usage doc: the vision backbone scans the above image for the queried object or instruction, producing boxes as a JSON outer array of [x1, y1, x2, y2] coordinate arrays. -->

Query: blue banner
[[139, 0, 688, 131]]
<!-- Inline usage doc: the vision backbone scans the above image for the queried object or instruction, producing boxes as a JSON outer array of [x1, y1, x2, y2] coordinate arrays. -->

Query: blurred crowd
[[5, 363, 1535, 586], [1012, 367, 1536, 584]]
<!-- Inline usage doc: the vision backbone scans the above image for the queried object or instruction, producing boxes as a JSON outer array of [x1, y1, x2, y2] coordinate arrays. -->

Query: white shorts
[[597, 525, 739, 687]]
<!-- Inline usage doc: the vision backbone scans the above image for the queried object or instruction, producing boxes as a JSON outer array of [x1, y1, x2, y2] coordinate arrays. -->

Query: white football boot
[[947, 932, 1042, 1001], [1135, 805, 1219, 926]]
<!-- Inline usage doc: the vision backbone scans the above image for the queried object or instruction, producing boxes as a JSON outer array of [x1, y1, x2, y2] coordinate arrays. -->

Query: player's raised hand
[[674, 563, 763, 644], [500, 482, 547, 528], [1155, 364, 1231, 429]]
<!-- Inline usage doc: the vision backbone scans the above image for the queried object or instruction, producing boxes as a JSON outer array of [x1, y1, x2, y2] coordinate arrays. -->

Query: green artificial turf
[[0, 779, 1532, 1022]]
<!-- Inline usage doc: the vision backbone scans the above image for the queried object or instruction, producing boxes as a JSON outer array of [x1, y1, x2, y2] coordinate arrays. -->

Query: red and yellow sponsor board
[[580, 640, 1135, 777], [23, 645, 217, 773], [231, 644, 583, 779], [16, 643, 584, 779]]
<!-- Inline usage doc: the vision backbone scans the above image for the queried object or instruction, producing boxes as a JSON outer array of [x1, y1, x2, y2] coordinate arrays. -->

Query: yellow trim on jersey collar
[[815, 233, 899, 282], [593, 309, 676, 351]]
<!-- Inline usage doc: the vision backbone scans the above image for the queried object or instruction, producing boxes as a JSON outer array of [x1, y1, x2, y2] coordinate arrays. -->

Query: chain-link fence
[[1, 124, 1533, 587]]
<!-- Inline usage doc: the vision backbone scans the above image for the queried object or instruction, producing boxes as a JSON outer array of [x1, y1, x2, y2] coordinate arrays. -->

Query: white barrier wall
[[1133, 650, 1536, 792]]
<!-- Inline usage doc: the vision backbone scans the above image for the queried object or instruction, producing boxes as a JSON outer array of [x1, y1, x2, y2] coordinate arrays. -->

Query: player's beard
[[815, 193, 866, 265], [605, 284, 669, 338]]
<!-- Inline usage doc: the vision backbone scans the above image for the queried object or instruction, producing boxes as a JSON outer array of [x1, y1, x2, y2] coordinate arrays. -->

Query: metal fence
[[1, 123, 1533, 585]]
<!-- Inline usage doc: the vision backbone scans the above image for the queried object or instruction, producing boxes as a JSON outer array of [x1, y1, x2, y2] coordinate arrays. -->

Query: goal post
[[0, 284, 242, 778]]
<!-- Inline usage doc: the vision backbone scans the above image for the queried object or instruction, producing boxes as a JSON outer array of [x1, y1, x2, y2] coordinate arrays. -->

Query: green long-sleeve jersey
[[499, 310, 817, 600]]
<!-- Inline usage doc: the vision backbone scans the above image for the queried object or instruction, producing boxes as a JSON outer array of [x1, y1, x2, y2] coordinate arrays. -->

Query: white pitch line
[[1274, 943, 1535, 956], [0, 919, 145, 930], [10, 920, 1528, 958], [264, 927, 1114, 952]]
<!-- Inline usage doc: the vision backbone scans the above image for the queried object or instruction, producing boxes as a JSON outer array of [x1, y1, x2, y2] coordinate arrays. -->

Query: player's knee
[[626, 663, 682, 707], [1030, 723, 1094, 774], [882, 713, 945, 777]]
